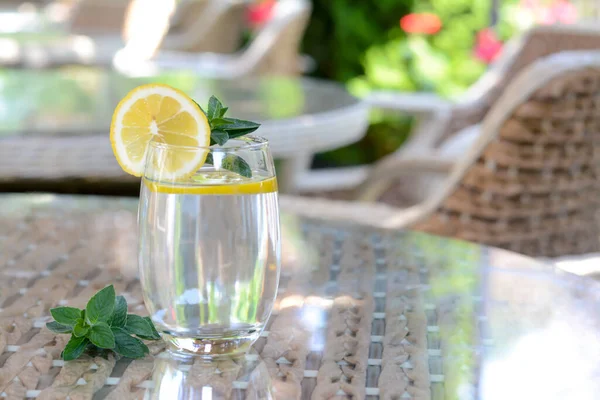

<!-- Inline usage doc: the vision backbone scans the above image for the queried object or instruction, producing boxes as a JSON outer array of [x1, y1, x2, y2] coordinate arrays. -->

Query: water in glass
[[138, 139, 280, 356]]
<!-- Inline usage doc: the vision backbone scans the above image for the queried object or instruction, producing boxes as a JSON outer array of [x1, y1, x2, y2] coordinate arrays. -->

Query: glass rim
[[147, 135, 269, 152]]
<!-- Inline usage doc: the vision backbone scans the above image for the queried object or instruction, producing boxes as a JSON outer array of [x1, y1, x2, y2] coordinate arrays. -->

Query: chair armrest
[[150, 51, 242, 77], [372, 154, 455, 176], [365, 91, 454, 158], [279, 195, 426, 229], [295, 155, 455, 195], [295, 166, 369, 192], [366, 91, 451, 114], [357, 154, 456, 202]]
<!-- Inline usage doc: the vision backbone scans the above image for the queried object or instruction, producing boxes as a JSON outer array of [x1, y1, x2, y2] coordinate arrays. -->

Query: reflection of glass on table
[[147, 350, 274, 399]]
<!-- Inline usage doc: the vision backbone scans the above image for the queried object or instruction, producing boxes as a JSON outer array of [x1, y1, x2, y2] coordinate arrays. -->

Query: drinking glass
[[138, 136, 280, 356]]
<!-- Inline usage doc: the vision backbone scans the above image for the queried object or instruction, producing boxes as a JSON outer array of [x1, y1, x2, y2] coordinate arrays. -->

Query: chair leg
[[356, 179, 390, 202], [278, 154, 312, 194]]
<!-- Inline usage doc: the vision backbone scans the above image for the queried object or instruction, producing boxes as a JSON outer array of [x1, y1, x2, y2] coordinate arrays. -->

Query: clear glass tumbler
[[138, 136, 280, 356]]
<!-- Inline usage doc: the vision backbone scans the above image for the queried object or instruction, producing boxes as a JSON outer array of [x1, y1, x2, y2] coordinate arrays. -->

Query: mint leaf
[[210, 129, 229, 146], [207, 95, 224, 120], [86, 285, 115, 325], [51, 287, 159, 361], [127, 315, 160, 340], [205, 153, 253, 178], [73, 319, 89, 338], [109, 296, 127, 328], [50, 307, 81, 327], [205, 153, 214, 165], [46, 321, 72, 334], [222, 154, 252, 178], [112, 328, 149, 359], [89, 322, 115, 349], [125, 314, 156, 338], [201, 95, 261, 148], [210, 118, 228, 133], [62, 336, 89, 361], [209, 118, 229, 128], [220, 118, 260, 138], [143, 317, 161, 340]]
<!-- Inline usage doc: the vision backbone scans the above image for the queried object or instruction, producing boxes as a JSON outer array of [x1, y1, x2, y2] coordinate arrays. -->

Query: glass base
[[162, 331, 259, 357]]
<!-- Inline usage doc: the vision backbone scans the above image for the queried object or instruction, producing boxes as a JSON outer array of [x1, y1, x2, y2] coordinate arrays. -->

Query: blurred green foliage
[[304, 0, 521, 168]]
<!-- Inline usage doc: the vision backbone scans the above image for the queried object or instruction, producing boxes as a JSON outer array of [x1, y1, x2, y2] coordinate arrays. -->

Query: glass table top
[[1, 194, 599, 399], [0, 68, 363, 138]]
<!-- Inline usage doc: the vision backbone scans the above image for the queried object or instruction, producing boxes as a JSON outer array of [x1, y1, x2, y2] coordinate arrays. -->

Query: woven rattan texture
[[412, 69, 600, 258], [0, 197, 473, 399], [437, 28, 600, 144]]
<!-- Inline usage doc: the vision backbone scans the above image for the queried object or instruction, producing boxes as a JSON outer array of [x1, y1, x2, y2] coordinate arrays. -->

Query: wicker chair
[[297, 24, 600, 198], [281, 50, 600, 258]]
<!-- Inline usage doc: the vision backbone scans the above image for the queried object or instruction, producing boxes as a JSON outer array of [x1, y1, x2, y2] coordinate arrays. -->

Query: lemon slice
[[110, 83, 210, 179]]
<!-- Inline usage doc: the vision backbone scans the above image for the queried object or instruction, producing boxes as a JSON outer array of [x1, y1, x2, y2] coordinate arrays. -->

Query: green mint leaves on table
[[46, 285, 160, 361], [197, 96, 260, 178]]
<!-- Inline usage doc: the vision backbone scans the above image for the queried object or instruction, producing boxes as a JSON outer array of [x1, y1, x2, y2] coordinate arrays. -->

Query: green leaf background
[[302, 0, 523, 167]]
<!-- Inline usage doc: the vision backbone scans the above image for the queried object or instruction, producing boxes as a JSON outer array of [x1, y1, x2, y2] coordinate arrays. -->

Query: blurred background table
[[1, 193, 599, 399], [0, 68, 368, 194]]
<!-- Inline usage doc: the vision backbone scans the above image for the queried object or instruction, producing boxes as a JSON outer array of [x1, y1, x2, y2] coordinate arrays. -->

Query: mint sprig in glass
[[199, 95, 261, 178]]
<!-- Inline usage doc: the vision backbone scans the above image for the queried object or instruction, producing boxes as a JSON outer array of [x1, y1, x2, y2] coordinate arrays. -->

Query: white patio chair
[[0, 0, 243, 69], [160, 0, 246, 54], [67, 0, 131, 36], [144, 0, 312, 78]]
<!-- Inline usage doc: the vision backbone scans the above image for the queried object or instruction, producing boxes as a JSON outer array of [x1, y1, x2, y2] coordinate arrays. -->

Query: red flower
[[474, 28, 503, 64], [400, 13, 442, 35], [247, 0, 275, 28]]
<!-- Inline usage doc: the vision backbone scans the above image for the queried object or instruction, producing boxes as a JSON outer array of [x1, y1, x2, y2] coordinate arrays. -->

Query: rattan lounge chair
[[297, 24, 600, 198], [282, 50, 600, 258]]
